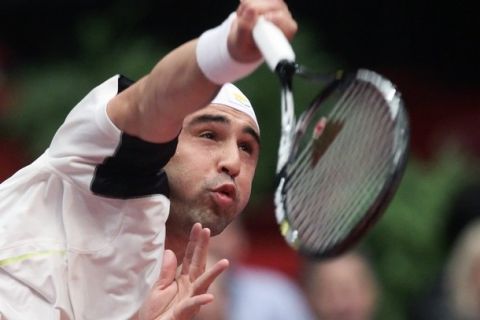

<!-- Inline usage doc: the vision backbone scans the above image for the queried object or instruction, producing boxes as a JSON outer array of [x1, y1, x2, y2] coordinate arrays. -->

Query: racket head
[[275, 67, 409, 259]]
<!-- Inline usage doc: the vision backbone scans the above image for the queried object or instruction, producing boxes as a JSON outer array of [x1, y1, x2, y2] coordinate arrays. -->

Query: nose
[[218, 141, 241, 178]]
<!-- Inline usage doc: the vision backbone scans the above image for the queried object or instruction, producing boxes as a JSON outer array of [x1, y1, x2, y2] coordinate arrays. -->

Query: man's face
[[164, 104, 260, 236], [307, 254, 378, 320]]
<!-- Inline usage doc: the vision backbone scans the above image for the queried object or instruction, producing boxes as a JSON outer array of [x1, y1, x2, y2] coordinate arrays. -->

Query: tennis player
[[0, 0, 297, 319]]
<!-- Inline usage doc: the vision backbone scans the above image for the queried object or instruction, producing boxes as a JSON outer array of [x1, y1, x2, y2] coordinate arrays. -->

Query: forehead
[[184, 104, 260, 134]]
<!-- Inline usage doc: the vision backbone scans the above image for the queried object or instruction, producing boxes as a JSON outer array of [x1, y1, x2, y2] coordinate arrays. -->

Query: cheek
[[175, 138, 214, 169], [165, 154, 190, 192], [166, 150, 212, 198], [237, 172, 254, 207]]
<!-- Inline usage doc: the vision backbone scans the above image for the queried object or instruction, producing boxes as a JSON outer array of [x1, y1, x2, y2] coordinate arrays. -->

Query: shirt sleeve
[[46, 75, 177, 198]]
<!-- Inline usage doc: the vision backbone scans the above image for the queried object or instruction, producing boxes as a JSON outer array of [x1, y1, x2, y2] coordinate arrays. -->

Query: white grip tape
[[196, 12, 263, 85], [253, 16, 296, 71]]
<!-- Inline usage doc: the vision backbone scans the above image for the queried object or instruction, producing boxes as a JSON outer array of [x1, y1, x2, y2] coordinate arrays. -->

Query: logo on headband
[[232, 90, 250, 106], [212, 83, 259, 131]]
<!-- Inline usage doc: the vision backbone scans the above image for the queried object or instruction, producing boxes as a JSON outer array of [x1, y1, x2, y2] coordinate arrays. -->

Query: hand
[[228, 0, 298, 63], [136, 223, 229, 320]]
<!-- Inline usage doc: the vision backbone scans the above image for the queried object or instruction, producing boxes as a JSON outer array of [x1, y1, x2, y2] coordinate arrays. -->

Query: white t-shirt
[[229, 266, 315, 320], [0, 75, 176, 319]]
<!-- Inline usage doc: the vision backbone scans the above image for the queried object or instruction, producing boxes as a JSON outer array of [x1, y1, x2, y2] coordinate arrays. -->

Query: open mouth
[[213, 184, 236, 199], [212, 183, 237, 209]]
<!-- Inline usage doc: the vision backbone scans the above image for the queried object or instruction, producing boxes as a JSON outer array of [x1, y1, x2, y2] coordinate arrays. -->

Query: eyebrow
[[243, 126, 261, 147], [188, 114, 261, 146]]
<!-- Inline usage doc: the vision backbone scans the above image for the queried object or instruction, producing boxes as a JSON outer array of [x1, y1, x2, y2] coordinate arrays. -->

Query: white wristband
[[196, 12, 263, 85]]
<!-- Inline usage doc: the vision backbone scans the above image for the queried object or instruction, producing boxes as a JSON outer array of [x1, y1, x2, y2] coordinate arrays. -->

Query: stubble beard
[[168, 192, 234, 236]]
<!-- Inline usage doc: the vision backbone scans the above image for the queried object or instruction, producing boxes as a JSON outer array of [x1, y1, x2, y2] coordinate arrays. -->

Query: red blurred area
[[384, 69, 480, 160], [0, 44, 29, 182], [242, 198, 303, 279], [0, 139, 28, 182]]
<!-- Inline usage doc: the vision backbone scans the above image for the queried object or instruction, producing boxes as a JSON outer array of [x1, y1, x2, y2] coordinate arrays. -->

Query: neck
[[165, 220, 190, 262]]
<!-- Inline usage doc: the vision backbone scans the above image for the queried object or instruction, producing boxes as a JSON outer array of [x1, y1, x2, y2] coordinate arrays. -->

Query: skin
[[104, 1, 297, 318], [107, 0, 296, 146], [304, 253, 378, 320], [136, 224, 230, 320], [106, 0, 293, 253], [164, 104, 260, 259], [107, 0, 295, 249]]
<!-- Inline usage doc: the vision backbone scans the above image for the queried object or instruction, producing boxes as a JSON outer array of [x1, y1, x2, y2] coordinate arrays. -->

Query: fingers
[[238, 0, 288, 16], [181, 223, 211, 281], [171, 231, 227, 320], [180, 223, 202, 276], [189, 227, 210, 280], [172, 294, 215, 319], [237, 0, 287, 23], [262, 7, 297, 40], [157, 249, 178, 290], [236, 0, 296, 38], [229, 0, 297, 62], [180, 222, 229, 292], [192, 259, 230, 294]]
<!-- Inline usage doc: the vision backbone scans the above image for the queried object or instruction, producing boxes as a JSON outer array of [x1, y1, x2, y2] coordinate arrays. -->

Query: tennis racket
[[253, 17, 409, 258]]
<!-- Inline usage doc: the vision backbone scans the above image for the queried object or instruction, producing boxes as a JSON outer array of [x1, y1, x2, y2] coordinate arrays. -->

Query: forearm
[[107, 1, 297, 144], [108, 40, 219, 144], [138, 40, 219, 142]]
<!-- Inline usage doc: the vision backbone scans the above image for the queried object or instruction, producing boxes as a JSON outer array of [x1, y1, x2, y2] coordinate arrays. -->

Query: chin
[[201, 219, 230, 236], [172, 200, 238, 236], [200, 210, 237, 236]]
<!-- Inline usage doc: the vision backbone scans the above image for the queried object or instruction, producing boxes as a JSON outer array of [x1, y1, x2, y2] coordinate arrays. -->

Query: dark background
[[1, 0, 479, 85], [2, 0, 479, 160]]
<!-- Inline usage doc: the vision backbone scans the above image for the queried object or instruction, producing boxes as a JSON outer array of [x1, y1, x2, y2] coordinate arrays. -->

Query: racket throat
[[276, 60, 298, 173], [275, 60, 296, 89]]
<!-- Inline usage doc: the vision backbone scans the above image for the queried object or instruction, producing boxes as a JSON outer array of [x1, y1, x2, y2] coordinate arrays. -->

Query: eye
[[199, 131, 216, 140], [239, 142, 253, 154]]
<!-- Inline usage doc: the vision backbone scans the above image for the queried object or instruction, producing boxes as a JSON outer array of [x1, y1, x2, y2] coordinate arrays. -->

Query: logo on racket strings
[[311, 117, 344, 167]]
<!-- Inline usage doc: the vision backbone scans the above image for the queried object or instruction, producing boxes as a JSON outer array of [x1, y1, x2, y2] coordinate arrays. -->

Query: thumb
[[156, 249, 178, 289]]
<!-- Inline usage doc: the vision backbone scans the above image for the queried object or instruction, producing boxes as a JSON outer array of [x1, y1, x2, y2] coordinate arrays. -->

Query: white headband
[[211, 83, 259, 132]]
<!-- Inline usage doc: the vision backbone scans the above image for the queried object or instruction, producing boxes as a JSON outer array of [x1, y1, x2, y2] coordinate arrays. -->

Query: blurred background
[[1, 1, 479, 319]]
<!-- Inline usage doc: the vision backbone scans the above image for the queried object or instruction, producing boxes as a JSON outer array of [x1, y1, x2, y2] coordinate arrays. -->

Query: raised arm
[[107, 0, 297, 144]]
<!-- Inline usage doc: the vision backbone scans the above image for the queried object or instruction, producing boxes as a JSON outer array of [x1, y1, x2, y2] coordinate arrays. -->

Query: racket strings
[[282, 79, 398, 251], [290, 113, 390, 244], [297, 147, 392, 239], [298, 129, 393, 248], [288, 80, 393, 184], [305, 110, 393, 244], [285, 82, 368, 209], [288, 117, 364, 207], [292, 132, 391, 249], [310, 152, 393, 248], [287, 80, 388, 188], [288, 79, 374, 176]]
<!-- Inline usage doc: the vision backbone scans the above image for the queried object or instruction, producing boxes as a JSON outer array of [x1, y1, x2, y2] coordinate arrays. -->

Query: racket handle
[[253, 16, 296, 71]]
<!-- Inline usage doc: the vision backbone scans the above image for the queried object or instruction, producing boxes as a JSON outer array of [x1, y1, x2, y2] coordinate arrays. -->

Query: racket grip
[[253, 16, 296, 71]]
